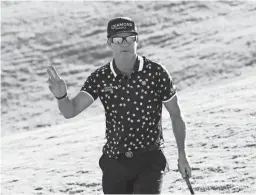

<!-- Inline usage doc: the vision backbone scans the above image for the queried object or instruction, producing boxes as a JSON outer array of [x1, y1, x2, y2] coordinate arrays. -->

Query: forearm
[[57, 96, 74, 119], [171, 115, 186, 157]]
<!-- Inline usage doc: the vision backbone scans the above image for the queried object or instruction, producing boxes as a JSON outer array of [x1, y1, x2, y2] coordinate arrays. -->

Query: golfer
[[47, 17, 192, 194]]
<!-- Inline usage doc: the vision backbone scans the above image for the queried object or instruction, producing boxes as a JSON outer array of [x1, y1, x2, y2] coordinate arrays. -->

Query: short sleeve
[[158, 65, 177, 102], [80, 72, 98, 101]]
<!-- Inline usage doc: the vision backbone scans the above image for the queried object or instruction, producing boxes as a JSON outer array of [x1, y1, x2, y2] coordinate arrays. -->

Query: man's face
[[108, 32, 138, 57]]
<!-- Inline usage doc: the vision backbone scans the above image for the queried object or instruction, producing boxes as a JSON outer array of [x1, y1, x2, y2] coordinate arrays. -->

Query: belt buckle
[[125, 151, 133, 158]]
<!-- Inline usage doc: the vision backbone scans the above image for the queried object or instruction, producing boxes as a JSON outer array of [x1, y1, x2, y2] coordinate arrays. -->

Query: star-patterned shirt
[[81, 55, 177, 159]]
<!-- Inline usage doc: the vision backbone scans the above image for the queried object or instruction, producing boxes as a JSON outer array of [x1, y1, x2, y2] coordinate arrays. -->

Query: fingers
[[181, 167, 186, 178], [185, 168, 191, 178], [178, 163, 191, 179], [47, 69, 54, 80], [47, 78, 54, 85], [47, 65, 61, 81], [50, 66, 61, 80]]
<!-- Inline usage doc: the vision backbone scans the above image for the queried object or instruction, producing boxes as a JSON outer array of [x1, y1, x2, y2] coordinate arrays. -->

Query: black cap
[[107, 17, 138, 38]]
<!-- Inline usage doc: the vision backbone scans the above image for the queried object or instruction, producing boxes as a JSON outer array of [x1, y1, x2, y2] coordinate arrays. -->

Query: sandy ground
[[1, 1, 256, 194]]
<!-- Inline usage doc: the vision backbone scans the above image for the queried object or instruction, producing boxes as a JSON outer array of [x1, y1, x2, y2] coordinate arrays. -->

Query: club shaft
[[185, 177, 195, 194]]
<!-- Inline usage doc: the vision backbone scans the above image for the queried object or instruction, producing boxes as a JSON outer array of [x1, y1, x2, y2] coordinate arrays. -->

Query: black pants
[[99, 149, 167, 194]]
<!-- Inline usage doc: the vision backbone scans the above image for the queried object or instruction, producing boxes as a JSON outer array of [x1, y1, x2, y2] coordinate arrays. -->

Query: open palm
[[47, 65, 67, 98]]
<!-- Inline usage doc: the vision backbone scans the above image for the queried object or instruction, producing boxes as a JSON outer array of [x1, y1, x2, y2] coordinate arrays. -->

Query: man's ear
[[136, 36, 139, 43], [107, 39, 112, 48]]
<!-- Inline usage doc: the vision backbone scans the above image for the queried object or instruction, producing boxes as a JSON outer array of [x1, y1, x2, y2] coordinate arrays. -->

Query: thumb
[[48, 85, 54, 94]]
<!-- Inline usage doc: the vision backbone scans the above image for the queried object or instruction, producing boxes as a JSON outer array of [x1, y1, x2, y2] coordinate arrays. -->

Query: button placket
[[121, 76, 136, 150]]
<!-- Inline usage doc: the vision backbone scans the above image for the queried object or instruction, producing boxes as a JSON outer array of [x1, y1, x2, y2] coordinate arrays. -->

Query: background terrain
[[1, 1, 256, 194]]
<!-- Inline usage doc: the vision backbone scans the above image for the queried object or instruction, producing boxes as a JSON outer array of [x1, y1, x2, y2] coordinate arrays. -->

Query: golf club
[[178, 164, 195, 194], [185, 169, 195, 195]]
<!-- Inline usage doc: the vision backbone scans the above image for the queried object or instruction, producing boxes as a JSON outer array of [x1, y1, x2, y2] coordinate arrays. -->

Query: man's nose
[[121, 41, 128, 47]]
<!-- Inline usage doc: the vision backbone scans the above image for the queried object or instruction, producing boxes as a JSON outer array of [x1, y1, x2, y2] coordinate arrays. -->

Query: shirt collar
[[110, 55, 144, 77]]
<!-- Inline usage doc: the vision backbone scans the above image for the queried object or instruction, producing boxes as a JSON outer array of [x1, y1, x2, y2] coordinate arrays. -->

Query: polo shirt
[[80, 55, 177, 159]]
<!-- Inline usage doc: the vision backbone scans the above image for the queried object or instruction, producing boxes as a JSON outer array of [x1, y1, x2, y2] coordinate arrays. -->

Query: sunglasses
[[110, 35, 137, 44]]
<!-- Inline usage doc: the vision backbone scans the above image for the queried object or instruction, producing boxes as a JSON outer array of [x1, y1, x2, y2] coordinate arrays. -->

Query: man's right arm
[[58, 92, 94, 119]]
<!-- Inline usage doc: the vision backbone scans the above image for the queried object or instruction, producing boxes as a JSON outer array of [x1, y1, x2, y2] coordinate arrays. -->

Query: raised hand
[[47, 65, 67, 98]]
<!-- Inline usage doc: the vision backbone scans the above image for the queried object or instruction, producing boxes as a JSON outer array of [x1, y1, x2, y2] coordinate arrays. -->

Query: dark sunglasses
[[110, 35, 137, 44]]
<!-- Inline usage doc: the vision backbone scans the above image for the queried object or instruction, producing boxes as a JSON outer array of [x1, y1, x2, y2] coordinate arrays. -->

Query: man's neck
[[114, 54, 138, 76]]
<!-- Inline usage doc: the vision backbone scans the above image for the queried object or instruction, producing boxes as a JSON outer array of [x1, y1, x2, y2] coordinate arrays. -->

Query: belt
[[120, 144, 160, 159]]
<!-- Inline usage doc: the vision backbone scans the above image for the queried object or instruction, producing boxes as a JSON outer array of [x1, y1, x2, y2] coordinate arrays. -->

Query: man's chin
[[119, 51, 135, 56]]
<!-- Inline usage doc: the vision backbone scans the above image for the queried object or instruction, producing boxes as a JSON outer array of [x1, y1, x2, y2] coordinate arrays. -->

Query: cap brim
[[107, 31, 138, 38]]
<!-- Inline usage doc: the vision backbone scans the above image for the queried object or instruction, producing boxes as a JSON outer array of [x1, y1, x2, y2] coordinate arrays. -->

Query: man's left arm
[[164, 95, 192, 178]]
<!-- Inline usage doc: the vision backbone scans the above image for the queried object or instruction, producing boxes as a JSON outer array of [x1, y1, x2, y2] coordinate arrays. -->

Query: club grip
[[185, 170, 195, 195]]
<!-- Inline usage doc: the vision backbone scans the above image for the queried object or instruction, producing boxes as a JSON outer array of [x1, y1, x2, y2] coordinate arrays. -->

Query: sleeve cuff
[[162, 93, 176, 103], [80, 90, 95, 102]]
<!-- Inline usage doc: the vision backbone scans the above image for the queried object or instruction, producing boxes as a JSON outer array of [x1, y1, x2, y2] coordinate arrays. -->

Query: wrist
[[55, 93, 67, 100], [178, 150, 186, 158]]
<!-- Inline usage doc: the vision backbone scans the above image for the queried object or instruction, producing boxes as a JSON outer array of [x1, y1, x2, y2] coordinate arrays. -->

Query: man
[[47, 17, 191, 194]]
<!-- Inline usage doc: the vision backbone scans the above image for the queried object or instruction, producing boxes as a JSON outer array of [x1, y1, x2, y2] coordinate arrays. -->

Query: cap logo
[[111, 22, 133, 30]]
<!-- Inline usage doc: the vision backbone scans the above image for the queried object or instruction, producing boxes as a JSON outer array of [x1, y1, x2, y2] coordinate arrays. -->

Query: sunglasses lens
[[112, 37, 123, 44], [126, 36, 136, 43]]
